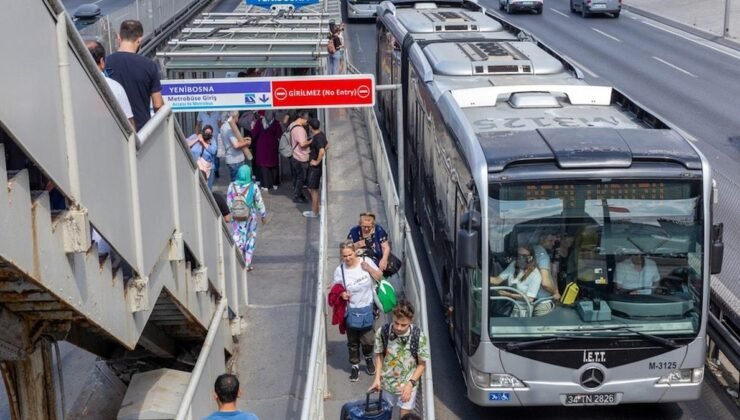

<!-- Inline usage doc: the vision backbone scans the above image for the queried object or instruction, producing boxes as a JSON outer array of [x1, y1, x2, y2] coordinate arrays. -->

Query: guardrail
[[300, 156, 330, 420], [360, 93, 436, 420], [347, 60, 436, 418], [175, 298, 229, 420], [707, 281, 740, 402]]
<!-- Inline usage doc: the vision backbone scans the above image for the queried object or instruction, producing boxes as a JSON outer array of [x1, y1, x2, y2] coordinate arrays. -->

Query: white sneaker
[[272, 185, 279, 190], [302, 211, 319, 218]]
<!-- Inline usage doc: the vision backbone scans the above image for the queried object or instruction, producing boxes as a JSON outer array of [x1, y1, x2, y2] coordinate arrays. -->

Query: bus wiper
[[600, 326, 681, 349], [505, 336, 577, 352]]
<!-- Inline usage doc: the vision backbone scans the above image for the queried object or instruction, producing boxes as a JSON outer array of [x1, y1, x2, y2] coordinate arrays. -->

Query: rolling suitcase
[[340, 390, 392, 420]]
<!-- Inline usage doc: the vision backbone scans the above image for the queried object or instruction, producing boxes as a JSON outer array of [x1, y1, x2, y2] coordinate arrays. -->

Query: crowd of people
[[327, 213, 429, 418], [86, 18, 425, 419]]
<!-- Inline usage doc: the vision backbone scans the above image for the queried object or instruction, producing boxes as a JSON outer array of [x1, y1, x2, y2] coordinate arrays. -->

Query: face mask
[[203, 132, 212, 140]]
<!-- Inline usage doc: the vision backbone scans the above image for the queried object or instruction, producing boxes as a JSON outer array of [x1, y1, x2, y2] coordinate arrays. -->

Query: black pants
[[291, 159, 309, 199], [346, 326, 375, 365], [258, 165, 279, 189]]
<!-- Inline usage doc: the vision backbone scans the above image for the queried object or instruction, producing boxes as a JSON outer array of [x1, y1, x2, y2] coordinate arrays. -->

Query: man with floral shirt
[[369, 300, 429, 417]]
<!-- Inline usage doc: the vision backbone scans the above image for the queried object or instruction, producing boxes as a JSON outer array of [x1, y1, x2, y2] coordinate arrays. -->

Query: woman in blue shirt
[[188, 124, 218, 189]]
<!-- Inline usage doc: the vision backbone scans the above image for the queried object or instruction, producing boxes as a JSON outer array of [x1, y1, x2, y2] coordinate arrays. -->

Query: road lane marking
[[591, 28, 622, 42], [642, 21, 740, 61], [652, 56, 698, 78], [562, 54, 600, 78], [550, 8, 570, 18]]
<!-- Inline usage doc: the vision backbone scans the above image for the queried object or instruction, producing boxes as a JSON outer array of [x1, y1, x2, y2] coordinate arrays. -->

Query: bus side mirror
[[457, 211, 481, 269], [710, 223, 724, 275], [457, 228, 479, 269]]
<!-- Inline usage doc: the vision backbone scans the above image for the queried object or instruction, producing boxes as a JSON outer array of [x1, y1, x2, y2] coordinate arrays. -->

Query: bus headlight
[[471, 368, 525, 388], [657, 367, 703, 384]]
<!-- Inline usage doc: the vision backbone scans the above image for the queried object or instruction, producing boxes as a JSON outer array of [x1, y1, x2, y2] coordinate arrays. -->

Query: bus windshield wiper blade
[[601, 326, 681, 349], [505, 336, 576, 352]]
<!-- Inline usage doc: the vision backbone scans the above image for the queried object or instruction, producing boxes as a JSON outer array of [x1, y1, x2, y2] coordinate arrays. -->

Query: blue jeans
[[328, 53, 339, 75]]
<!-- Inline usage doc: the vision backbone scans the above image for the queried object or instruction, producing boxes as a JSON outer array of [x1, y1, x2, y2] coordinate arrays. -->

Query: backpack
[[279, 125, 302, 158], [230, 184, 255, 221], [327, 36, 337, 54], [380, 323, 421, 364]]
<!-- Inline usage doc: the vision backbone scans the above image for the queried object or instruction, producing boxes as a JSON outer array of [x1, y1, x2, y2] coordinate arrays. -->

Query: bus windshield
[[486, 179, 704, 341]]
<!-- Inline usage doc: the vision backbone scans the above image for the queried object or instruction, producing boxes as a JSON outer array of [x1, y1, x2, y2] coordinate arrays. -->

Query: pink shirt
[[290, 122, 310, 162]]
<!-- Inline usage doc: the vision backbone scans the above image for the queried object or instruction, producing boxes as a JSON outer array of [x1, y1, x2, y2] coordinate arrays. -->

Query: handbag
[[382, 253, 403, 278], [341, 264, 375, 330], [192, 142, 212, 179], [490, 291, 515, 317]]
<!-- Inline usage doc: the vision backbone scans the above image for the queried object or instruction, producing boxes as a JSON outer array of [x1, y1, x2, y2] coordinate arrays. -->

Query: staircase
[[0, 1, 246, 418]]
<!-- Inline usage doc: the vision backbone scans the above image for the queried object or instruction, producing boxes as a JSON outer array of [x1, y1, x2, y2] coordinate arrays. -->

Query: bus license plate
[[563, 393, 617, 406]]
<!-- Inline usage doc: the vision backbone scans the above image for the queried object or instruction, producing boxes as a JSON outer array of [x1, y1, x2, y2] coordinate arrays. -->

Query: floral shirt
[[373, 326, 430, 394]]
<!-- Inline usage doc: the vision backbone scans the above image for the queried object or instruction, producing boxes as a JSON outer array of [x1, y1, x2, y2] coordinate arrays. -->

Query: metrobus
[[376, 0, 725, 407]]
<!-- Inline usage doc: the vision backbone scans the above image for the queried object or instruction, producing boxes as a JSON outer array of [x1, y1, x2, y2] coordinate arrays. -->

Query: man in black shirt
[[303, 118, 327, 218], [106, 20, 164, 130]]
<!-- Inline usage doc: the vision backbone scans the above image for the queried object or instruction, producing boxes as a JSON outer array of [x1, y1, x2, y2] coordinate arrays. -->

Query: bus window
[[486, 179, 703, 339]]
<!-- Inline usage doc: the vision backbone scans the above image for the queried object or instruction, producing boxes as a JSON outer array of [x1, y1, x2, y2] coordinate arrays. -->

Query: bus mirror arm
[[710, 223, 724, 275]]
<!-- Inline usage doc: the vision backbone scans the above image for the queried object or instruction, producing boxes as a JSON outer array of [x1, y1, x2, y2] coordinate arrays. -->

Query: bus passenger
[[615, 255, 660, 295], [490, 245, 542, 316], [532, 230, 561, 314]]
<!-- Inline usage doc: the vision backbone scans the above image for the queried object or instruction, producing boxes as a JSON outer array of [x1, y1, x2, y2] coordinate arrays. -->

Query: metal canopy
[[158, 3, 339, 71]]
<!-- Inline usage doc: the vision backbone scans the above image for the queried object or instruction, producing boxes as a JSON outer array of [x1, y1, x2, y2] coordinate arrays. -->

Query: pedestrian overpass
[[0, 1, 249, 418]]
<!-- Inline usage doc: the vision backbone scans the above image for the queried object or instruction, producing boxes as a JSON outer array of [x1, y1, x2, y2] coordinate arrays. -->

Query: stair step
[[6, 169, 21, 181]]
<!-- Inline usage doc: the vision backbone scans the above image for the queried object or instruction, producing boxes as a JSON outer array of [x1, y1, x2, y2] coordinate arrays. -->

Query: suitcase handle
[[365, 389, 384, 412]]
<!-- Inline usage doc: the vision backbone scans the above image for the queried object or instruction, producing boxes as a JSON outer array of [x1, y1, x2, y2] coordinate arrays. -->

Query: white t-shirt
[[104, 75, 133, 119], [615, 258, 660, 295], [220, 119, 245, 165], [498, 262, 542, 299], [332, 258, 378, 308]]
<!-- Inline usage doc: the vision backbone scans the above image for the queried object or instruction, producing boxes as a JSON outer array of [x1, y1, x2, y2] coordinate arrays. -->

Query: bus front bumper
[[467, 376, 702, 407]]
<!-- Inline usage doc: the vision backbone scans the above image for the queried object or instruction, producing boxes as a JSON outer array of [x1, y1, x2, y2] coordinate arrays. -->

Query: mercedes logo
[[580, 368, 605, 389]]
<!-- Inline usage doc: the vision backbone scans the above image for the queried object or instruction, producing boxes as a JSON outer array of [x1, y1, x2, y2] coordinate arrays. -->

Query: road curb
[[623, 5, 740, 51]]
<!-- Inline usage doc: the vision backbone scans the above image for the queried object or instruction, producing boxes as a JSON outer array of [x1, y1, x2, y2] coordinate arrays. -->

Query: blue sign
[[488, 392, 511, 402], [245, 0, 320, 9], [161, 78, 273, 112]]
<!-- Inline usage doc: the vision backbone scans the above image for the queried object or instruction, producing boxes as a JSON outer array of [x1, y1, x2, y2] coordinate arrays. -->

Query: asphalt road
[[344, 7, 739, 419]]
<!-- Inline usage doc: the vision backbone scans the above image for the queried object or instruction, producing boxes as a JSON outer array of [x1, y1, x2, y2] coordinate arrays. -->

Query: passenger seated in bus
[[532, 230, 560, 314], [489, 245, 542, 316], [614, 255, 660, 295], [552, 232, 576, 293]]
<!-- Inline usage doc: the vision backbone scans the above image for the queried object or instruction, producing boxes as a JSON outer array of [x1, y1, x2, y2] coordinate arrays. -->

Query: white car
[[499, 0, 544, 14], [570, 0, 621, 18]]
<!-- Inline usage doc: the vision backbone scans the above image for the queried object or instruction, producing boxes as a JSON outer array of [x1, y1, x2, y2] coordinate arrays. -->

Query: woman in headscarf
[[227, 165, 267, 271]]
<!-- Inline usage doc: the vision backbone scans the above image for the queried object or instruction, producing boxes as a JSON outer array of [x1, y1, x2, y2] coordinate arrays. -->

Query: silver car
[[570, 0, 621, 17], [499, 0, 544, 15]]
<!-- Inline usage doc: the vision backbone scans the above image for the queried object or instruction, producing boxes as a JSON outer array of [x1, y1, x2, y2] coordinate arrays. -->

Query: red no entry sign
[[271, 75, 375, 108]]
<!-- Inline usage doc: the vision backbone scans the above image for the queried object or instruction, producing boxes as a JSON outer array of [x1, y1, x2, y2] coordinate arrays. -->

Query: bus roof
[[378, 0, 516, 42]]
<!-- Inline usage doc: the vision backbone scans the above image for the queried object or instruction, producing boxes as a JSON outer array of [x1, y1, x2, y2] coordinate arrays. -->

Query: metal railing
[[175, 298, 229, 420], [77, 0, 207, 54], [360, 94, 436, 419], [299, 156, 330, 420], [2, 2, 247, 410], [707, 279, 740, 402]]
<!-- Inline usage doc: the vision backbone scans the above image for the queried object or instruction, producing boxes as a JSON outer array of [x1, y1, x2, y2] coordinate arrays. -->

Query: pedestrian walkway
[[210, 165, 319, 418], [626, 0, 740, 43], [320, 107, 396, 415]]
